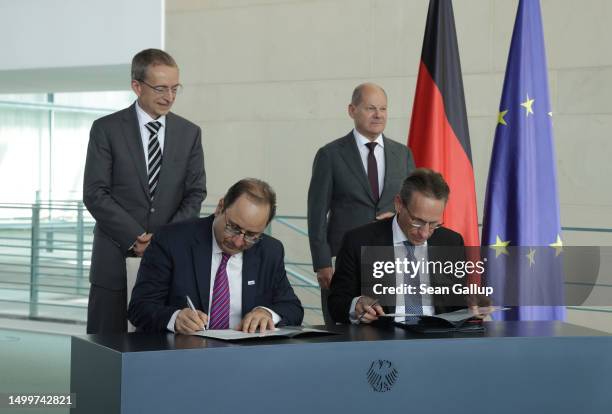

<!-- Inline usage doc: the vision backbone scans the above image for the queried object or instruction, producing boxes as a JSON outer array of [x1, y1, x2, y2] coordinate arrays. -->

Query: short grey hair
[[131, 49, 178, 81]]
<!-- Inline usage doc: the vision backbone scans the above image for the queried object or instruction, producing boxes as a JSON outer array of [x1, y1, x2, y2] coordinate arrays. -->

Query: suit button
[[150, 207, 155, 213]]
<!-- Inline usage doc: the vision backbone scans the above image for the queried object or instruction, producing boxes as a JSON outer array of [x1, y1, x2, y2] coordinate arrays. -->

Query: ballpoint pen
[[357, 299, 379, 323], [186, 295, 206, 330]]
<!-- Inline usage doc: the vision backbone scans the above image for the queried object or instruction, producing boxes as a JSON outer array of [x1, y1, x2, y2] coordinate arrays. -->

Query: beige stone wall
[[166, 0, 612, 228], [166, 0, 612, 326]]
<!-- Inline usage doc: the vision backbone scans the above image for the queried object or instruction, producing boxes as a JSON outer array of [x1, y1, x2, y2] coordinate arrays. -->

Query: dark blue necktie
[[403, 240, 423, 322]]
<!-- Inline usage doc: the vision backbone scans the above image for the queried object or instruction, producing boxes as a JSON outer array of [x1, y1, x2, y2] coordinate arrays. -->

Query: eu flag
[[481, 0, 564, 320]]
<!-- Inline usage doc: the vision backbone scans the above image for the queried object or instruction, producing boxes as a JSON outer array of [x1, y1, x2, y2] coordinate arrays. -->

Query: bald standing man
[[307, 83, 415, 324]]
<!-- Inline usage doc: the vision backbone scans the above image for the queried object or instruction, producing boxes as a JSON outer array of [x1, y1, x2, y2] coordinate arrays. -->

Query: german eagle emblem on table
[[367, 360, 398, 392]]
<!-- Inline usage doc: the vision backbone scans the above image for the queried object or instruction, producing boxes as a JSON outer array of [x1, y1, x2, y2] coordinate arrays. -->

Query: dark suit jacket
[[83, 103, 206, 290], [328, 217, 467, 323], [307, 131, 414, 270], [127, 215, 304, 332]]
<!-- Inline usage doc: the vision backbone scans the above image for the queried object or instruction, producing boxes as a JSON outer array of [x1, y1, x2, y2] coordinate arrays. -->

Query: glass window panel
[[53, 90, 133, 110], [0, 90, 132, 323], [0, 106, 48, 204], [0, 93, 48, 103]]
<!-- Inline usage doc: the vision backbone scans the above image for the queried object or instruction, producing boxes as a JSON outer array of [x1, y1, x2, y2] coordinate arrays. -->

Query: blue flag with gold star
[[482, 0, 564, 320]]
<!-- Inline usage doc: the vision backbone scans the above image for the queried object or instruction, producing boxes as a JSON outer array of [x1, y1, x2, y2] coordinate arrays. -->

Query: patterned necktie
[[365, 142, 380, 203], [146, 121, 163, 199], [208, 253, 231, 329], [403, 240, 423, 321]]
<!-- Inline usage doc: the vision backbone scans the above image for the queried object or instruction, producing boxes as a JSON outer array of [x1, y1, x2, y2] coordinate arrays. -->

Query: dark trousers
[[87, 284, 127, 334]]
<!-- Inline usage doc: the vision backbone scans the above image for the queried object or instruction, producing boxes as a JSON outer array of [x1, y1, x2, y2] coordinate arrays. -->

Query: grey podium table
[[70, 322, 612, 414]]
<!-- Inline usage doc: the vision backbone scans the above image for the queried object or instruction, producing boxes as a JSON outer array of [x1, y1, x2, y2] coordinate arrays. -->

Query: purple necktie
[[366, 142, 380, 203], [208, 253, 231, 329]]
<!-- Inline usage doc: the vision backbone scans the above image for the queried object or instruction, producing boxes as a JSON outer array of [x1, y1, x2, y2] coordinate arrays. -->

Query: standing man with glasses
[[84, 49, 206, 334], [128, 178, 304, 333], [307, 83, 415, 324], [328, 169, 487, 324]]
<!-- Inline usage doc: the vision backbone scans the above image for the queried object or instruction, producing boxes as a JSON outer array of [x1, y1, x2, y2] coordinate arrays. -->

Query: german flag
[[408, 0, 479, 248]]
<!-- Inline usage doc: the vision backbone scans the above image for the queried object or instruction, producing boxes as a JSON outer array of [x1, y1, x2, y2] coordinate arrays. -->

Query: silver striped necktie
[[145, 121, 163, 199]]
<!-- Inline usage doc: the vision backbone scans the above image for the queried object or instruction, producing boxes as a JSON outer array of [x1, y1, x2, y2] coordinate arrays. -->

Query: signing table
[[70, 322, 612, 414]]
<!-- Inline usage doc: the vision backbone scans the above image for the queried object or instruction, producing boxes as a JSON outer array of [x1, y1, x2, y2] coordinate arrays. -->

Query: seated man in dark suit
[[128, 178, 304, 333], [328, 168, 487, 324]]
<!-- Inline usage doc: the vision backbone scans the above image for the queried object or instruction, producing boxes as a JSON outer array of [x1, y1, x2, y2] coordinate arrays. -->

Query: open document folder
[[189, 326, 335, 341], [389, 307, 509, 332]]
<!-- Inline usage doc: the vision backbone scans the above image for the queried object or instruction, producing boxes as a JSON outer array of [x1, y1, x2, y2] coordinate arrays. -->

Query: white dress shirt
[[349, 216, 434, 323], [135, 101, 166, 168], [353, 128, 385, 197], [167, 233, 280, 332]]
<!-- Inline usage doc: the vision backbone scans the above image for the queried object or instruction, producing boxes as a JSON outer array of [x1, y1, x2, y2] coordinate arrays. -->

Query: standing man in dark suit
[[328, 169, 487, 324], [83, 49, 206, 334], [307, 83, 415, 324], [128, 178, 303, 333]]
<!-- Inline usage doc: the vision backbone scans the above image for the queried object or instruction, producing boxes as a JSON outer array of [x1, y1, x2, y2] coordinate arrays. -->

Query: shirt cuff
[[349, 296, 363, 324], [256, 306, 281, 325], [167, 309, 181, 332]]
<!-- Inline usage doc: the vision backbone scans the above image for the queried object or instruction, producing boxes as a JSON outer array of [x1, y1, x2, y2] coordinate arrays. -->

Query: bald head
[[348, 83, 388, 140], [351, 83, 387, 106]]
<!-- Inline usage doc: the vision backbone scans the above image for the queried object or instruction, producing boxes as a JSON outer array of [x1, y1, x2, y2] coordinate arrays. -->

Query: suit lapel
[[154, 112, 178, 201], [377, 220, 396, 314], [122, 104, 150, 198], [338, 132, 377, 203], [379, 135, 400, 202], [241, 245, 260, 316], [192, 217, 214, 312]]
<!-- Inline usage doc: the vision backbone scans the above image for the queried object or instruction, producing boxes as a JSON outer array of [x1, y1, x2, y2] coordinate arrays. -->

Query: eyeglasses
[[403, 207, 443, 231], [224, 216, 263, 245], [139, 80, 183, 95]]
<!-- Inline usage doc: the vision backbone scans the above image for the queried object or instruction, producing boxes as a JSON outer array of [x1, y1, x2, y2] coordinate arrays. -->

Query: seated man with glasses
[[328, 168, 487, 324], [128, 178, 304, 333]]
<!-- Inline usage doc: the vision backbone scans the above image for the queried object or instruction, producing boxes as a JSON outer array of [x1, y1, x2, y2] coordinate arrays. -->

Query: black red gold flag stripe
[[408, 0, 479, 248]]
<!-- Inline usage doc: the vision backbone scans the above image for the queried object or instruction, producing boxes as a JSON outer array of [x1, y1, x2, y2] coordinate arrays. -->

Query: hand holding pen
[[355, 297, 384, 324], [174, 295, 208, 334]]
